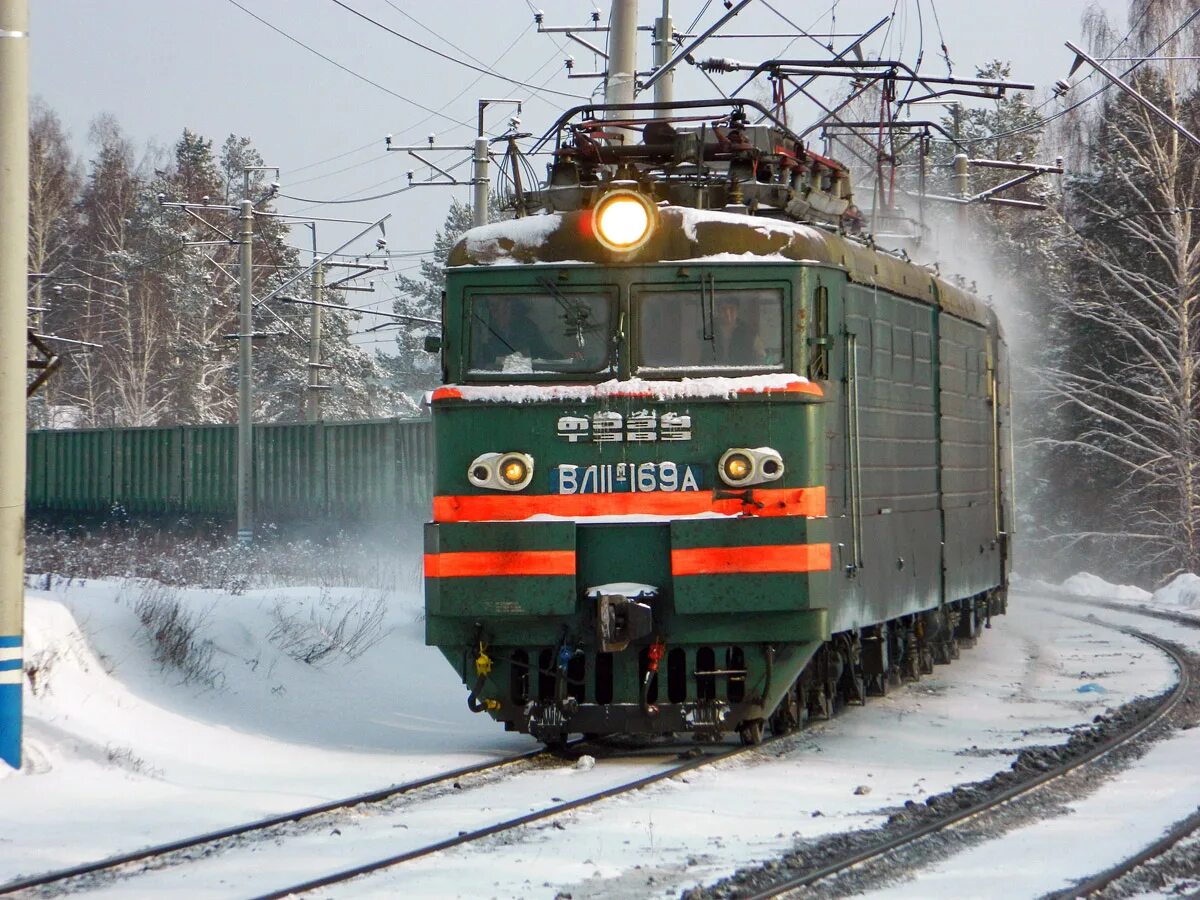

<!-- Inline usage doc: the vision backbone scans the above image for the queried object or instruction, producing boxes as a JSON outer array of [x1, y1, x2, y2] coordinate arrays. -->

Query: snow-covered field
[[2, 565, 1198, 898]]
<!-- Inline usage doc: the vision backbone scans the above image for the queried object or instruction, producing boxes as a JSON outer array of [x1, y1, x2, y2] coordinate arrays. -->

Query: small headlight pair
[[718, 447, 785, 487], [468, 452, 534, 491]]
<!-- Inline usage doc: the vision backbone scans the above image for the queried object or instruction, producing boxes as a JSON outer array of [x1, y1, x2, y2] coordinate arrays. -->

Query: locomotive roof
[[448, 207, 995, 329]]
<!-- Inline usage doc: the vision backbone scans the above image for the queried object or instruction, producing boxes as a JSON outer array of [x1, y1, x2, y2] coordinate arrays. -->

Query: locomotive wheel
[[739, 718, 765, 745], [837, 635, 866, 705], [808, 683, 834, 720], [769, 684, 803, 735], [919, 645, 935, 674]]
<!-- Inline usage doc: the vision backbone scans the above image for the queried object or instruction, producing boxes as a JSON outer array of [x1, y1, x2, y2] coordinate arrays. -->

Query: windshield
[[467, 289, 614, 377], [637, 287, 785, 372]]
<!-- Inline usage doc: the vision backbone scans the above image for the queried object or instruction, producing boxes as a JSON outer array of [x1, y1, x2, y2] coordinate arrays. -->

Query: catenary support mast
[[654, 1, 673, 105], [0, 0, 29, 770], [236, 199, 254, 543]]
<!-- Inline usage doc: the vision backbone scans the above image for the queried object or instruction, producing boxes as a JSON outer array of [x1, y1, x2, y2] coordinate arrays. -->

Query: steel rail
[[739, 622, 1193, 899], [1034, 588, 1200, 631], [1050, 806, 1200, 899], [0, 745, 566, 895], [251, 740, 764, 899]]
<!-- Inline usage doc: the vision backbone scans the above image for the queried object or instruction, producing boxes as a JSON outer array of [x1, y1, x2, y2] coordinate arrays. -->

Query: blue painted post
[[0, 637, 20, 767]]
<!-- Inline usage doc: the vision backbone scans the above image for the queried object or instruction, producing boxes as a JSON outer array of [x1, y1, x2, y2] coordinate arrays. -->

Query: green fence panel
[[27, 417, 432, 523]]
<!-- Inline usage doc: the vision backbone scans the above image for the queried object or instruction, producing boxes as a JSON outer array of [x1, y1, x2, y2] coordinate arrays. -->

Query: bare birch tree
[[27, 101, 81, 425], [1039, 0, 1200, 578]]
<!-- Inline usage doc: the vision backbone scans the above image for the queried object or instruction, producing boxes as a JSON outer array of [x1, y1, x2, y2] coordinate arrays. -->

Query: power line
[[280, 183, 415, 206], [288, 140, 378, 177], [935, 2, 1196, 145], [225, 0, 473, 130], [381, 0, 497, 70], [281, 152, 474, 208], [328, 0, 587, 100]]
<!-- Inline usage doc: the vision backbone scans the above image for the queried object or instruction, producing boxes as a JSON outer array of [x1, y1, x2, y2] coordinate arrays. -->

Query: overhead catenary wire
[[328, 0, 587, 100], [224, 0, 474, 130], [929, 1, 1197, 145], [281, 6, 592, 206], [275, 19, 536, 191], [287, 140, 379, 177]]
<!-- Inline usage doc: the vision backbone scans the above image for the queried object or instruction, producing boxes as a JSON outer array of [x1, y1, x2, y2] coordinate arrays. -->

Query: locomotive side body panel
[[937, 311, 1005, 602], [825, 283, 944, 634]]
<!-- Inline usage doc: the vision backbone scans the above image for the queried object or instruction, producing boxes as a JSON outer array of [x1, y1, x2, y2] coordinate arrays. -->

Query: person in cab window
[[474, 297, 554, 369], [715, 296, 766, 365]]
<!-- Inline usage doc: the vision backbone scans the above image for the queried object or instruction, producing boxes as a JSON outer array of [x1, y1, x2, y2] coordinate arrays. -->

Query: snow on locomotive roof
[[431, 373, 822, 405], [449, 206, 995, 328]]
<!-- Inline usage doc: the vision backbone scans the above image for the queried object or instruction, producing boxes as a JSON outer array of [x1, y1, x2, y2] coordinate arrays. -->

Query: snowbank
[[1151, 573, 1200, 609], [1059, 572, 1152, 602]]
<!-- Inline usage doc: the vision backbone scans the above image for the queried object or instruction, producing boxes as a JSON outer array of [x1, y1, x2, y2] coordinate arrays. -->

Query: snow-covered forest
[[25, 112, 411, 430]]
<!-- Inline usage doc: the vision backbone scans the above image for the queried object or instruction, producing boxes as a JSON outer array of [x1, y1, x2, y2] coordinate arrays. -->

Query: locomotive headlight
[[721, 451, 754, 484], [593, 189, 655, 252], [468, 451, 534, 492], [718, 447, 785, 487], [500, 456, 530, 486]]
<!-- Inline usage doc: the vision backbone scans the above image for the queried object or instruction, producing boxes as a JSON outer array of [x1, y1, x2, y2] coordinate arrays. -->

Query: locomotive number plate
[[552, 461, 702, 495]]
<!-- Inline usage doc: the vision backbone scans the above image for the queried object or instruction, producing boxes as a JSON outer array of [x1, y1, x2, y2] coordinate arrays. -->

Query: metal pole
[[1066, 40, 1200, 150], [653, 1, 673, 105], [0, 0, 29, 771], [306, 261, 323, 421], [472, 137, 489, 227], [236, 199, 254, 543], [606, 0, 638, 114]]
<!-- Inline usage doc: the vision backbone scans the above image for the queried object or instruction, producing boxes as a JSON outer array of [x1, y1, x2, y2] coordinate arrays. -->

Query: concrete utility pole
[[0, 0, 29, 770], [605, 0, 638, 116], [653, 1, 674, 105], [305, 260, 324, 421], [472, 137, 490, 228], [236, 199, 254, 544]]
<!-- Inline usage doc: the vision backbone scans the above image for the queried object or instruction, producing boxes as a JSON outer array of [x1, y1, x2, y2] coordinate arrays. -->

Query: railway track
[[0, 745, 559, 897], [1, 734, 763, 898], [723, 610, 1197, 900], [1041, 592, 1200, 899], [251, 739, 759, 899]]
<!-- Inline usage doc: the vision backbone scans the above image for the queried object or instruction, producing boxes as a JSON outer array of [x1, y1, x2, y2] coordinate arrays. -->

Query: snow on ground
[[1014, 569, 1200, 617], [1150, 573, 1200, 609], [871, 588, 1200, 900], [1058, 572, 1152, 602], [0, 568, 1189, 898], [1, 576, 526, 879]]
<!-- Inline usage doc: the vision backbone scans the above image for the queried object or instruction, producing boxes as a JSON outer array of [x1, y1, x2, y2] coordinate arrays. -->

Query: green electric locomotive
[[424, 100, 1010, 745]]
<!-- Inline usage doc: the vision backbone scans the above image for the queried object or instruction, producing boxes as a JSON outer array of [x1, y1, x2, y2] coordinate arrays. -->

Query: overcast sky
[[29, 0, 1129, 337]]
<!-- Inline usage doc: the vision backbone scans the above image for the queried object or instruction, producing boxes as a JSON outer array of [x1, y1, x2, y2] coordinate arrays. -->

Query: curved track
[[735, 611, 1194, 899], [1040, 593, 1200, 899]]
